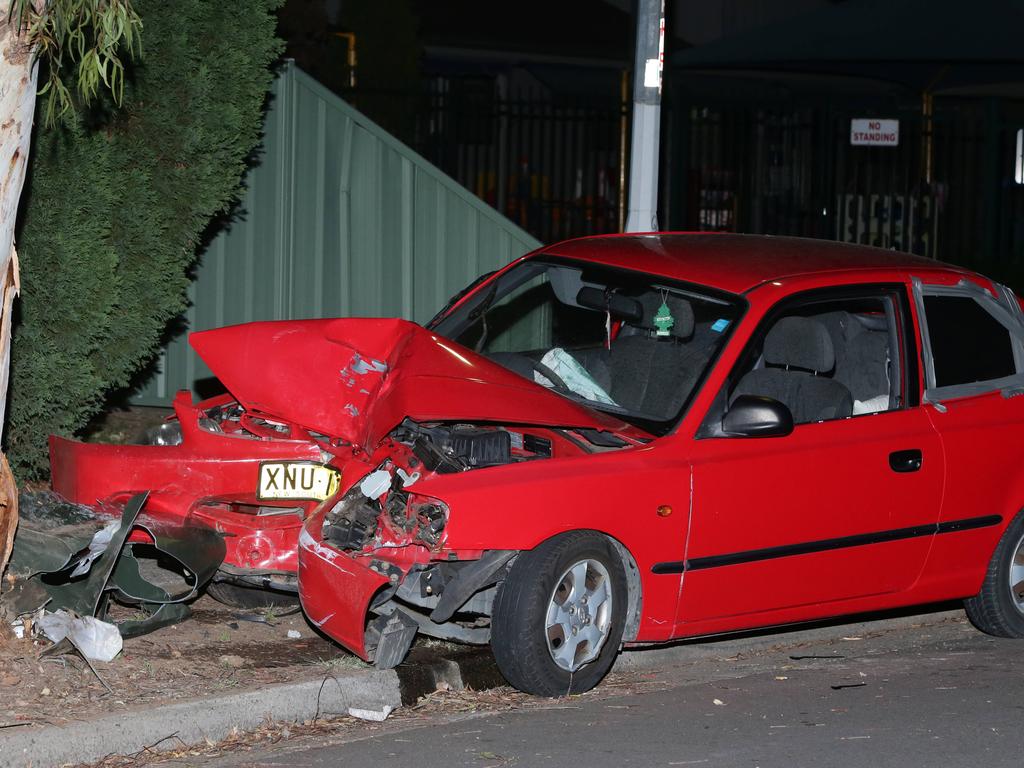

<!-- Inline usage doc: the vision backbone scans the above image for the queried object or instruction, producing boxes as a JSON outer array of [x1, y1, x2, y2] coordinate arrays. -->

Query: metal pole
[[625, 0, 665, 233], [618, 69, 628, 232], [921, 90, 934, 185]]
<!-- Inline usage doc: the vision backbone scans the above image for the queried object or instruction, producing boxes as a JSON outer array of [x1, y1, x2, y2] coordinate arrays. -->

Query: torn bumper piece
[[3, 492, 226, 638], [297, 528, 390, 662]]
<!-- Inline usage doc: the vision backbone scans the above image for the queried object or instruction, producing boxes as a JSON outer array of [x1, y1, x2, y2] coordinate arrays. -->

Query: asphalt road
[[203, 617, 1024, 768]]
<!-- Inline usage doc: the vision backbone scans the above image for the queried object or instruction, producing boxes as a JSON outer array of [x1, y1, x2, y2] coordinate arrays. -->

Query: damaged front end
[[40, 316, 639, 647], [299, 417, 614, 669]]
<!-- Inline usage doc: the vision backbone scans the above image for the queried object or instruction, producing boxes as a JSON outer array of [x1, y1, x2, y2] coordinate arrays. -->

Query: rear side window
[[923, 295, 1017, 386]]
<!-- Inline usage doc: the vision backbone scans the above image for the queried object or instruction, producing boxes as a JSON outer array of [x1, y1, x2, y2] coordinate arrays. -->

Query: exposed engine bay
[[322, 419, 556, 553]]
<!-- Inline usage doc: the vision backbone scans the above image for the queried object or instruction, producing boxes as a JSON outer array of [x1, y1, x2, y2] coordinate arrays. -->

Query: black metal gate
[[673, 96, 1024, 288]]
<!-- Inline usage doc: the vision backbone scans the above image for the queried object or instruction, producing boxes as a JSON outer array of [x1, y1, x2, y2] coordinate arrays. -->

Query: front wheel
[[965, 510, 1024, 637], [490, 531, 626, 697]]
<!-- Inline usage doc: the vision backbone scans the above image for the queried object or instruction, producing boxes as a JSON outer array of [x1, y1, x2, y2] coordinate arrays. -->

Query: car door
[[677, 283, 945, 625], [910, 276, 1024, 594]]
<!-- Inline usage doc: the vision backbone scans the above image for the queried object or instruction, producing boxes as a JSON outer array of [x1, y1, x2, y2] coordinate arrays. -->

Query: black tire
[[964, 510, 1024, 637], [491, 531, 627, 697], [207, 582, 300, 611]]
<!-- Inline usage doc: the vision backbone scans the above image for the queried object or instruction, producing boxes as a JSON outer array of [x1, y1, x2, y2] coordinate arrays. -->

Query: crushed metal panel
[[40, 494, 147, 617]]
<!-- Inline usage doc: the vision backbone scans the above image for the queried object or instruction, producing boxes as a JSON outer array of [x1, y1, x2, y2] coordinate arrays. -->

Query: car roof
[[540, 233, 973, 294]]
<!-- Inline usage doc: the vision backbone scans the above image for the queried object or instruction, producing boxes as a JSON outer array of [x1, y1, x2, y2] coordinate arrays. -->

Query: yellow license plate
[[257, 462, 340, 501]]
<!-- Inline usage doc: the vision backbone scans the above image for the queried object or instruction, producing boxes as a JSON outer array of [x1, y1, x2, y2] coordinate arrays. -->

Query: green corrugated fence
[[132, 61, 542, 405]]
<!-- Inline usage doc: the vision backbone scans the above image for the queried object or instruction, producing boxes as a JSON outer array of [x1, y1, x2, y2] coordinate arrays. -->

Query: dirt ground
[[0, 595, 366, 731]]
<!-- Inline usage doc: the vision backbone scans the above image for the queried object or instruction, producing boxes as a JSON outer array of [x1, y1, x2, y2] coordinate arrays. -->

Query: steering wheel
[[529, 359, 572, 394]]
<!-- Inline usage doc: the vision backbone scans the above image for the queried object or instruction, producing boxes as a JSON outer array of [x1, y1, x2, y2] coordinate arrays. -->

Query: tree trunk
[[0, 1, 37, 578]]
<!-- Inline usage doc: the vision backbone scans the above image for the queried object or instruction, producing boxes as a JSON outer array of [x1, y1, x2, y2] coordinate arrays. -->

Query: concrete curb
[[0, 606, 965, 768], [0, 669, 401, 768]]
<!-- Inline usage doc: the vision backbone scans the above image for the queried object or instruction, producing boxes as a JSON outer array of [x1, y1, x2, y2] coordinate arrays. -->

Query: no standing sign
[[850, 118, 900, 147]]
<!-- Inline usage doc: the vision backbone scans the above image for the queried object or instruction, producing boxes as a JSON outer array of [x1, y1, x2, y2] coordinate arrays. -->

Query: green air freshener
[[654, 300, 674, 336]]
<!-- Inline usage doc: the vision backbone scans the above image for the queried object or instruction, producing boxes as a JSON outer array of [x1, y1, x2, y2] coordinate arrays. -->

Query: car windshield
[[429, 256, 744, 434]]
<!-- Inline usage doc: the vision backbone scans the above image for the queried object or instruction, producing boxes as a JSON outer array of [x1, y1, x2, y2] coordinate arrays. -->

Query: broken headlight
[[386, 490, 449, 548], [322, 483, 380, 551], [321, 474, 450, 552], [408, 496, 449, 547], [141, 420, 183, 446]]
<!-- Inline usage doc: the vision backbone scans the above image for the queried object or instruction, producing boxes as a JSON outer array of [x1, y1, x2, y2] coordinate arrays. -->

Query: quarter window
[[922, 295, 1017, 387]]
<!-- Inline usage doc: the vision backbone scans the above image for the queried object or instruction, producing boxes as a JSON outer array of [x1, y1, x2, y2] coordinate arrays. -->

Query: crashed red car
[[53, 233, 1024, 696], [295, 233, 1024, 696]]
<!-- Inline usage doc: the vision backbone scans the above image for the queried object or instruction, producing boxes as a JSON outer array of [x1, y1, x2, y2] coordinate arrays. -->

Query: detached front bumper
[[297, 529, 388, 660]]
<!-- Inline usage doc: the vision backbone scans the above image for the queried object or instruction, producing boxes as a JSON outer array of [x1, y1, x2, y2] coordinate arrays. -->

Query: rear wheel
[[964, 510, 1024, 637], [491, 531, 626, 697]]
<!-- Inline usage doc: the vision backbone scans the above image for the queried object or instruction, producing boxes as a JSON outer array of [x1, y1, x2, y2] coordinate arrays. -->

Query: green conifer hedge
[[8, 0, 283, 476]]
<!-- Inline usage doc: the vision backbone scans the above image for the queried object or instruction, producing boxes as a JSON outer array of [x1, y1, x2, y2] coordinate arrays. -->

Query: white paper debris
[[10, 620, 24, 639], [287, 630, 301, 639], [347, 705, 394, 722], [37, 610, 123, 662]]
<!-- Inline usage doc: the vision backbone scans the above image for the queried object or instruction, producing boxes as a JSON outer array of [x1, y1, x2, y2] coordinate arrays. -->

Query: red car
[[50, 233, 1024, 697], [295, 233, 1024, 695]]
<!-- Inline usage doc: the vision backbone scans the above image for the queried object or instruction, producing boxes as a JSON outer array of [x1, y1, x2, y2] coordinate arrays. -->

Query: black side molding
[[652, 514, 1003, 575]]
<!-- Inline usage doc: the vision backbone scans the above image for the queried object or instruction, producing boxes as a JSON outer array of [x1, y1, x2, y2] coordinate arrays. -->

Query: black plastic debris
[[1, 491, 225, 640]]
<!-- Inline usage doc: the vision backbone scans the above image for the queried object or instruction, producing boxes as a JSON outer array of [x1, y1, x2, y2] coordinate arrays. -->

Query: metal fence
[[134, 67, 1024, 405], [343, 76, 629, 245], [672, 98, 1024, 286], [132, 62, 541, 406], [347, 74, 1024, 290]]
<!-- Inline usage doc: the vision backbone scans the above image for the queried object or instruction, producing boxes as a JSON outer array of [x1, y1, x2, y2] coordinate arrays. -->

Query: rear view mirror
[[722, 395, 794, 438], [576, 286, 643, 323]]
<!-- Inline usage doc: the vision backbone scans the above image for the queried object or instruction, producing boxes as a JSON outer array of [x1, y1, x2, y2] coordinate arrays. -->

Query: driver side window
[[721, 289, 909, 428]]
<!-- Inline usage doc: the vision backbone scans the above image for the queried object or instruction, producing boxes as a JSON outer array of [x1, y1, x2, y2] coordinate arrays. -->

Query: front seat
[[732, 316, 853, 423], [608, 295, 708, 417]]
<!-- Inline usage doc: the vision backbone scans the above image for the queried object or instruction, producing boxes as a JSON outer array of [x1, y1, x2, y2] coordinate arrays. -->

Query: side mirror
[[722, 395, 794, 438]]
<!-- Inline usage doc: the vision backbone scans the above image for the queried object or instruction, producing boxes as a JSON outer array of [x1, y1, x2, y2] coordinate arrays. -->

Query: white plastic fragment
[[286, 630, 301, 639], [347, 705, 394, 722], [359, 469, 392, 500], [69, 521, 120, 578], [10, 620, 23, 639], [396, 468, 420, 487], [37, 610, 123, 662]]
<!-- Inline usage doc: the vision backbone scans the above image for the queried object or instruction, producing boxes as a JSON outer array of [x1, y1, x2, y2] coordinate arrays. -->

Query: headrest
[[635, 294, 695, 339], [764, 316, 835, 373]]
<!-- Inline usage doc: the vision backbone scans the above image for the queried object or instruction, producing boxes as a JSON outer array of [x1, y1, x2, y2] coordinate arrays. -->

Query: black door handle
[[889, 449, 923, 473]]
